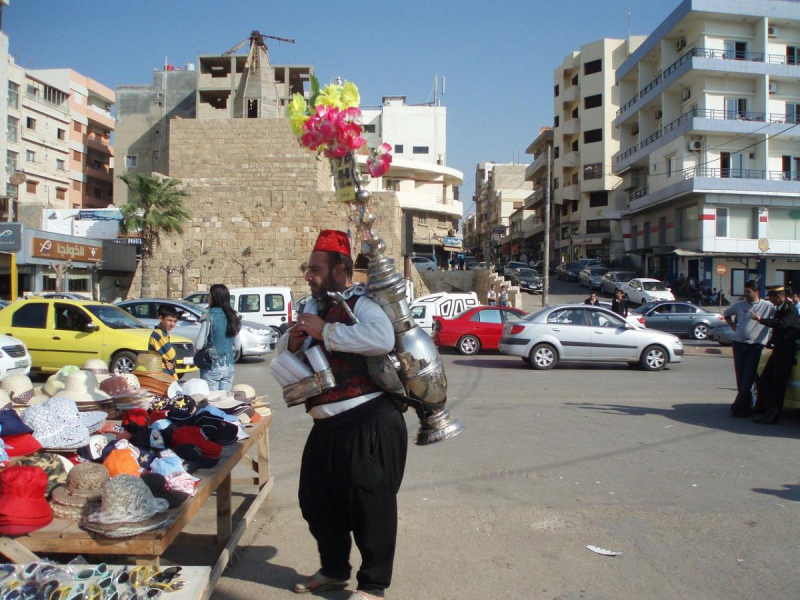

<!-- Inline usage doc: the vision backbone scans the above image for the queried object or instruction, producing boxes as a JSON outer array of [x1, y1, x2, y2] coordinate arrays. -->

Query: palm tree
[[119, 173, 190, 298]]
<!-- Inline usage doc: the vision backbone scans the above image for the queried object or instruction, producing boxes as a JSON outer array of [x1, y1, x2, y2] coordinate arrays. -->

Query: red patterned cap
[[313, 230, 350, 258]]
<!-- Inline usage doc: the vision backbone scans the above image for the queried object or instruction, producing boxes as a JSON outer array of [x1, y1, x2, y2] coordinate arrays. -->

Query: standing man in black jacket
[[611, 289, 628, 317], [749, 286, 800, 424]]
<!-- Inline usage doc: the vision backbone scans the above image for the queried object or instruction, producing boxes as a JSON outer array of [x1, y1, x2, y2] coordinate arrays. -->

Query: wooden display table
[[0, 413, 273, 599]]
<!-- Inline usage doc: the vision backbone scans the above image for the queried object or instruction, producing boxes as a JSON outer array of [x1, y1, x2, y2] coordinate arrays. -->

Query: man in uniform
[[611, 289, 628, 317], [750, 286, 800, 424], [277, 230, 407, 600]]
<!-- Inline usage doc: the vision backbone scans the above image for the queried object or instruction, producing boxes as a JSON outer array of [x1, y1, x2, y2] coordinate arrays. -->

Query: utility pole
[[543, 145, 551, 307]]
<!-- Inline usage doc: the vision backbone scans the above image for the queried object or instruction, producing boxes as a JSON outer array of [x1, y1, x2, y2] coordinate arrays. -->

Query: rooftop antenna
[[627, 4, 631, 38]]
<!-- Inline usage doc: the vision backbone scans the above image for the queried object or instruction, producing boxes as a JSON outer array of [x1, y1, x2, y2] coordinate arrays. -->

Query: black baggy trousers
[[299, 395, 408, 596], [756, 344, 797, 418]]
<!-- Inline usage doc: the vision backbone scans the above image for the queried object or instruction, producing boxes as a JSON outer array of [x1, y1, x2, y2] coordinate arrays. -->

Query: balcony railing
[[629, 187, 649, 201], [692, 47, 764, 62], [694, 108, 766, 121], [86, 132, 110, 146], [616, 109, 694, 162], [682, 167, 800, 181], [24, 91, 68, 113]]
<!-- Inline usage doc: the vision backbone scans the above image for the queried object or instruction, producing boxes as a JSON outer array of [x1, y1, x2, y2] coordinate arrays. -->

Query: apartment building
[[523, 127, 554, 263], [471, 161, 494, 259], [463, 213, 477, 254], [553, 36, 646, 263], [359, 95, 463, 263], [29, 69, 115, 209], [612, 0, 800, 295]]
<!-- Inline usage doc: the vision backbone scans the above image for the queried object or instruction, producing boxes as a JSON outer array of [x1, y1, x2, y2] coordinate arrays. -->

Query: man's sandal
[[293, 571, 349, 594]]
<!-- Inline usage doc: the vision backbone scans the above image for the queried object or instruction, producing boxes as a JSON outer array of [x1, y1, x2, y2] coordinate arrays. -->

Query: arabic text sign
[[0, 224, 22, 252], [32, 237, 103, 262]]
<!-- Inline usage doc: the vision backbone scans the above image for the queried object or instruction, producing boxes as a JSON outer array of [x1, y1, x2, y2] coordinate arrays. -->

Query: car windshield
[[85, 305, 147, 329], [643, 281, 668, 291], [590, 268, 608, 275], [615, 272, 635, 282], [523, 307, 551, 322], [517, 268, 539, 278]]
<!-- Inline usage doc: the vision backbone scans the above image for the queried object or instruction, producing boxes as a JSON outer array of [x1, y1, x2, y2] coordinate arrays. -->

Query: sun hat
[[99, 375, 148, 400], [51, 463, 109, 508], [1, 374, 34, 406], [182, 379, 211, 401], [82, 359, 109, 376], [133, 352, 175, 382], [0, 466, 53, 535], [59, 371, 112, 404], [2, 432, 41, 457], [21, 403, 90, 450], [0, 390, 12, 411], [13, 453, 67, 497], [205, 391, 248, 414], [82, 510, 173, 538], [46, 396, 106, 434], [231, 383, 267, 405], [84, 475, 170, 526]]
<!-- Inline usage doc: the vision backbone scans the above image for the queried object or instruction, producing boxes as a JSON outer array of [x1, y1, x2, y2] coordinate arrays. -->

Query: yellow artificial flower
[[287, 93, 310, 136], [340, 81, 360, 109], [316, 84, 344, 109]]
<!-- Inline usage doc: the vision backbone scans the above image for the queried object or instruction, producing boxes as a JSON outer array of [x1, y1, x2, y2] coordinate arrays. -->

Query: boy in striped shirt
[[149, 304, 179, 379]]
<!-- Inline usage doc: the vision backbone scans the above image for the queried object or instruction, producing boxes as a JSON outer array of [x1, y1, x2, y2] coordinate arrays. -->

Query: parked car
[[601, 270, 636, 296], [411, 256, 436, 272], [503, 261, 528, 280], [511, 268, 543, 294], [463, 257, 478, 270], [709, 321, 734, 346], [579, 266, 609, 290], [183, 292, 209, 307], [756, 349, 800, 411], [556, 262, 583, 282], [0, 299, 197, 375], [631, 301, 726, 340], [625, 278, 675, 304], [411, 292, 480, 336], [0, 335, 31, 378], [117, 299, 277, 363], [433, 306, 525, 355], [40, 292, 91, 300], [499, 304, 683, 371], [228, 287, 293, 335]]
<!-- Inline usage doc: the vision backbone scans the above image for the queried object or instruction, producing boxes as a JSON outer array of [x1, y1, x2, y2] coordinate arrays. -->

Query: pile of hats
[[58, 370, 115, 417], [82, 358, 113, 384], [1, 374, 37, 410], [15, 453, 71, 496], [133, 353, 175, 398], [82, 475, 172, 538], [50, 462, 109, 520], [22, 396, 106, 451], [100, 374, 150, 411], [0, 466, 53, 535], [0, 408, 41, 460]]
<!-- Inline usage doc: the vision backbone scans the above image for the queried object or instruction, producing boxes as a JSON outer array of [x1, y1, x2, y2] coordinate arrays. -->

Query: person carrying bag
[[195, 284, 242, 391]]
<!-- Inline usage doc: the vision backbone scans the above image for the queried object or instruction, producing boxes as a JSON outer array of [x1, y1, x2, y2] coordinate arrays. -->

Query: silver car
[[601, 271, 636, 295], [116, 299, 277, 362], [499, 304, 683, 371], [578, 266, 609, 290]]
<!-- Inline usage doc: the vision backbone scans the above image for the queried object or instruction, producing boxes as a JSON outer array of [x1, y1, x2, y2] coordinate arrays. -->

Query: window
[[547, 308, 586, 325], [768, 208, 800, 240], [25, 117, 36, 130], [26, 180, 38, 194], [57, 128, 65, 141], [418, 212, 427, 225], [56, 159, 65, 171], [658, 216, 666, 246], [588, 192, 608, 207], [553, 177, 559, 189], [667, 155, 675, 177], [724, 97, 747, 120], [73, 121, 81, 133], [264, 294, 285, 312], [56, 188, 66, 201], [584, 94, 602, 109], [643, 221, 650, 247], [384, 179, 399, 191], [92, 187, 101, 199], [55, 304, 92, 331], [586, 219, 610, 234], [584, 59, 602, 75], [554, 115, 559, 128], [472, 309, 502, 324], [554, 84, 560, 97], [724, 40, 747, 60], [363, 124, 376, 133], [554, 147, 560, 159], [238, 294, 260, 313], [6, 116, 17, 143], [584, 129, 603, 144], [716, 206, 756, 238], [411, 306, 426, 320], [72, 181, 81, 191], [412, 146, 429, 154], [72, 150, 81, 162], [394, 144, 404, 154], [7, 82, 18, 109], [679, 205, 699, 241], [584, 164, 603, 181], [6, 151, 17, 174], [788, 46, 799, 66], [588, 310, 624, 328], [785, 103, 800, 124], [673, 304, 696, 314], [25, 150, 35, 163], [125, 155, 138, 168], [782, 155, 800, 180], [11, 303, 48, 328]]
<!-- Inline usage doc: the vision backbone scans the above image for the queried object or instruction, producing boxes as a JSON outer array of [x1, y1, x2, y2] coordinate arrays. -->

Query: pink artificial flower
[[367, 143, 393, 178]]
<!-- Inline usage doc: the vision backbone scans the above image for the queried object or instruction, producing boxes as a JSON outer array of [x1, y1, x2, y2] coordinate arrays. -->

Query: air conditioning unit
[[688, 140, 702, 152], [769, 81, 778, 94], [768, 26, 776, 37], [676, 38, 687, 51], [682, 88, 691, 101], [655, 109, 663, 119]]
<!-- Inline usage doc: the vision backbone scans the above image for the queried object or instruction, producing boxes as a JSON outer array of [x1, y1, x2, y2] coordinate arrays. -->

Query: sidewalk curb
[[683, 345, 732, 357]]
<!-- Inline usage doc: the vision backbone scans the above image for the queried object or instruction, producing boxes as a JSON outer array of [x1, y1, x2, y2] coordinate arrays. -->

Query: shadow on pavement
[[751, 484, 800, 502], [452, 358, 658, 372], [570, 402, 800, 440]]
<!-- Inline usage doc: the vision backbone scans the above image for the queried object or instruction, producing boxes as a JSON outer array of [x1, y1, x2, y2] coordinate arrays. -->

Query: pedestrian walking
[[750, 286, 800, 424], [724, 280, 774, 418], [279, 230, 407, 599], [791, 288, 800, 312], [197, 284, 242, 391], [584, 291, 600, 306], [498, 285, 509, 307], [611, 289, 628, 317], [487, 284, 497, 306]]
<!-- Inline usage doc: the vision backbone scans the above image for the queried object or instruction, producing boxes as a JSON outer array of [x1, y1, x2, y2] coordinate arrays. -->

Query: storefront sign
[[32, 237, 103, 262], [443, 236, 462, 248], [0, 223, 23, 253], [78, 209, 122, 221]]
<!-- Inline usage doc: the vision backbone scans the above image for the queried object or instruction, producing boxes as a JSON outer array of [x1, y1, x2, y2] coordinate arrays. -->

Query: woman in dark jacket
[[197, 284, 242, 391]]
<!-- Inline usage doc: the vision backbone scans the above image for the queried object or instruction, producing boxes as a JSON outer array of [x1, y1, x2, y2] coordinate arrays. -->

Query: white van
[[228, 287, 294, 335], [410, 292, 479, 336]]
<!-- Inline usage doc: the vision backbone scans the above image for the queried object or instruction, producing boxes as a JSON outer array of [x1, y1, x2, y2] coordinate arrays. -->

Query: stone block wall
[[127, 118, 419, 300]]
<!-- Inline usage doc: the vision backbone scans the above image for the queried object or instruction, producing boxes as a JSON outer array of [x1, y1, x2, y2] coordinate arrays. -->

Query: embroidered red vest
[[304, 294, 380, 412]]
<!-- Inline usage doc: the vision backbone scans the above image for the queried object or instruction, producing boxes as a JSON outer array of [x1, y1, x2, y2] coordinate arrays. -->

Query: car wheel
[[234, 348, 242, 363], [527, 343, 557, 370], [111, 351, 138, 375], [692, 323, 709, 340], [457, 335, 481, 356], [640, 345, 668, 371], [270, 326, 282, 339]]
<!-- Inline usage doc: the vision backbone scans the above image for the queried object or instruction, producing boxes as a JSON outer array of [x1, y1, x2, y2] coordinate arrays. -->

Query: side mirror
[[83, 322, 100, 333]]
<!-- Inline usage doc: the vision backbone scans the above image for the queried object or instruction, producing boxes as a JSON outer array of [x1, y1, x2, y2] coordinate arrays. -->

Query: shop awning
[[442, 245, 462, 252]]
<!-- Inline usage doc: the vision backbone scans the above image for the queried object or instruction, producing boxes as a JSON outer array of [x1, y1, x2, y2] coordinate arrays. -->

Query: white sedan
[[625, 278, 675, 304], [411, 256, 437, 271], [0, 335, 31, 378]]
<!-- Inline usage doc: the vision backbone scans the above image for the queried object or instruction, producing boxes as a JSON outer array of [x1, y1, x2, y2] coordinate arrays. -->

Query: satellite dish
[[9, 172, 26, 186], [758, 238, 770, 252]]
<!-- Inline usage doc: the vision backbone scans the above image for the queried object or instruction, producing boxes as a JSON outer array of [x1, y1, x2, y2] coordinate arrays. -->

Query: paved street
[[194, 279, 800, 600]]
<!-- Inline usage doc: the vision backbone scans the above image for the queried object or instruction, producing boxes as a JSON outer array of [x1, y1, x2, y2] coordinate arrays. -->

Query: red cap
[[0, 466, 53, 534], [3, 433, 42, 457], [172, 426, 222, 459], [313, 230, 351, 258]]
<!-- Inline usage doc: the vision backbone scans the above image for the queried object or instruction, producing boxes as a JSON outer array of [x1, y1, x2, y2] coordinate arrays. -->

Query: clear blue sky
[[6, 0, 674, 221]]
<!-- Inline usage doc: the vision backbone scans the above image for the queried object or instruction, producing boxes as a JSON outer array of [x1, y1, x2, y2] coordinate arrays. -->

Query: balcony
[[524, 188, 546, 210], [562, 182, 580, 201], [525, 153, 548, 181], [394, 191, 463, 218], [87, 104, 114, 128], [629, 187, 649, 202], [87, 162, 113, 182], [562, 85, 579, 104], [563, 117, 580, 136], [85, 132, 112, 154], [563, 150, 580, 168]]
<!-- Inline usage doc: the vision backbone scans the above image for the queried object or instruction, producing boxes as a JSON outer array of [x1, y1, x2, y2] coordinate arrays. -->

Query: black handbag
[[193, 318, 217, 369]]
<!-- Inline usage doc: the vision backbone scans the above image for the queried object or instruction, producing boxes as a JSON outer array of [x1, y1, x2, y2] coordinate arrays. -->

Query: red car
[[433, 306, 526, 355]]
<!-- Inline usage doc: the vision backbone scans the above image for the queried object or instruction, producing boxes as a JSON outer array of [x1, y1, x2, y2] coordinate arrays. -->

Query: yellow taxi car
[[756, 349, 800, 410], [0, 299, 197, 376]]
